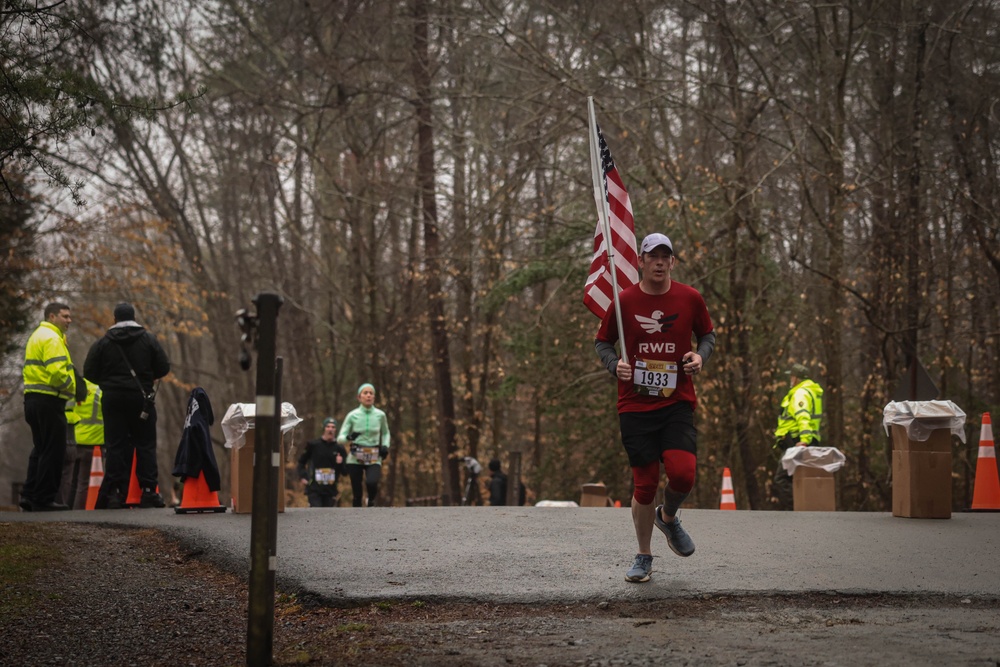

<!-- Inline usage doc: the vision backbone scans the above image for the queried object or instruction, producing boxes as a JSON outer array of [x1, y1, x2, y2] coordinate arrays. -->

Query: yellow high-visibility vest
[[774, 379, 824, 444], [68, 379, 104, 446], [23, 321, 76, 401]]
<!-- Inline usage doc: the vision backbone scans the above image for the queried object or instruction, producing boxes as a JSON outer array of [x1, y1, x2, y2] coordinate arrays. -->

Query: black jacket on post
[[172, 387, 222, 492], [84, 322, 170, 394]]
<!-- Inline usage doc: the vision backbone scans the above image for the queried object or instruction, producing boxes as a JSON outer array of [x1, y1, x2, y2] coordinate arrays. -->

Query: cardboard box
[[890, 422, 953, 519], [890, 424, 952, 453], [792, 467, 836, 511], [231, 430, 286, 514], [892, 450, 951, 519], [580, 483, 612, 507]]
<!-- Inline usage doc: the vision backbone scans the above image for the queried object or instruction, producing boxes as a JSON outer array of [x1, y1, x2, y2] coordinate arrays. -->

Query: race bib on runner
[[351, 444, 380, 464], [314, 468, 336, 484], [633, 358, 679, 397]]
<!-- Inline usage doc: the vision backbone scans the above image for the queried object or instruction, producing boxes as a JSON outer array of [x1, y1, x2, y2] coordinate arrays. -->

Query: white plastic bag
[[882, 400, 966, 443], [781, 445, 846, 475], [221, 402, 303, 449]]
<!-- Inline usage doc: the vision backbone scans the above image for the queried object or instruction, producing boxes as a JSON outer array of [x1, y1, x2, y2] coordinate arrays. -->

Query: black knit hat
[[113, 302, 135, 323]]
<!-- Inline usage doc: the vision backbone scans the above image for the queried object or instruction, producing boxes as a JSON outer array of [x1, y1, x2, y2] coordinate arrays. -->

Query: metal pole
[[246, 292, 283, 667], [269, 356, 283, 579]]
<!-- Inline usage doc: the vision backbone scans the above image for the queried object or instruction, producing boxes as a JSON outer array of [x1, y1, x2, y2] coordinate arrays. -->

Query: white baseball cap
[[640, 233, 673, 254]]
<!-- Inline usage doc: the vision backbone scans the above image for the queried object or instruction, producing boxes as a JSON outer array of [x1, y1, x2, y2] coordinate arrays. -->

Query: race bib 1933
[[633, 358, 678, 397]]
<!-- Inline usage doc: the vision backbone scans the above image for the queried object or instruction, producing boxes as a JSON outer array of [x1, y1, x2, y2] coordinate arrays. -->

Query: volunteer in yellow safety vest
[[19, 302, 78, 512], [772, 363, 824, 510], [60, 379, 104, 509]]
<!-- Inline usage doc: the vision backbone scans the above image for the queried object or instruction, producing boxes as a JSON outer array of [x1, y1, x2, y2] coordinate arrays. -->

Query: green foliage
[[0, 171, 36, 355], [0, 0, 205, 206], [481, 258, 579, 315], [1, 2, 101, 204], [336, 623, 371, 633]]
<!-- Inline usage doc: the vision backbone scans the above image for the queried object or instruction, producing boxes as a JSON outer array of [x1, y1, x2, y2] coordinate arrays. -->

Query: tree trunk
[[412, 0, 460, 505]]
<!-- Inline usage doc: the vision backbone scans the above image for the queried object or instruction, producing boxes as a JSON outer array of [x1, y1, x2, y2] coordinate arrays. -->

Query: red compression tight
[[631, 450, 697, 506]]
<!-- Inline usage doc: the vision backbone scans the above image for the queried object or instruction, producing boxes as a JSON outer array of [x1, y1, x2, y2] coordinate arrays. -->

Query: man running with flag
[[585, 100, 716, 583]]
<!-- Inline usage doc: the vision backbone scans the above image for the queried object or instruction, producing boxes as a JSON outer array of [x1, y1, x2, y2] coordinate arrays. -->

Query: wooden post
[[246, 292, 283, 667]]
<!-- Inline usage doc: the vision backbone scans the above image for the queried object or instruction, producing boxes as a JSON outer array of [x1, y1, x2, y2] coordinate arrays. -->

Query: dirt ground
[[1, 521, 998, 667]]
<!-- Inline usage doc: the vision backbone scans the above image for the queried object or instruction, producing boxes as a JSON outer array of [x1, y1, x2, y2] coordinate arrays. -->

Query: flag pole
[[587, 97, 629, 364]]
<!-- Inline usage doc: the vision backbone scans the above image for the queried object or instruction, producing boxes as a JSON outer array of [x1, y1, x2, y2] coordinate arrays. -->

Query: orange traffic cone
[[125, 452, 159, 506], [720, 467, 736, 510], [125, 453, 141, 506], [85, 447, 104, 511], [174, 471, 227, 514], [970, 413, 1000, 511]]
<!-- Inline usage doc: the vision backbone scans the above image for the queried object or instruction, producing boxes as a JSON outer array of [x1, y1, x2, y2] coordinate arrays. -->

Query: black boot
[[139, 489, 166, 508]]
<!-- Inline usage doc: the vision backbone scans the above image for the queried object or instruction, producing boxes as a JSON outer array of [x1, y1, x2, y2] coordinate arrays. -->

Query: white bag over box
[[221, 402, 303, 449], [221, 402, 303, 513], [782, 446, 845, 511], [882, 400, 967, 444], [882, 400, 966, 519]]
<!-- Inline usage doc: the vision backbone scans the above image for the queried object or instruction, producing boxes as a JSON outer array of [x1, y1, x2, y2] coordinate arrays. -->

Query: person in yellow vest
[[772, 362, 824, 510], [19, 302, 78, 512], [59, 379, 104, 509]]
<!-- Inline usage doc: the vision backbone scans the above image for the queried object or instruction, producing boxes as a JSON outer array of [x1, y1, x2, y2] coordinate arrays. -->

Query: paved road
[[4, 507, 998, 605]]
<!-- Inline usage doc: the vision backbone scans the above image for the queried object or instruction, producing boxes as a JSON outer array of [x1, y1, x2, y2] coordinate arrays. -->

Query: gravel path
[[1, 523, 248, 667], [2, 522, 999, 667]]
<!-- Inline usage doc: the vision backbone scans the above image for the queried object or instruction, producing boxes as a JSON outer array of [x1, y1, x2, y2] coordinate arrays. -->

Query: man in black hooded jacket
[[84, 302, 170, 508]]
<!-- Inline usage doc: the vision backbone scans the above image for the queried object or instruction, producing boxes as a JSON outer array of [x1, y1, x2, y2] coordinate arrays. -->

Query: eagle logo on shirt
[[635, 310, 679, 334]]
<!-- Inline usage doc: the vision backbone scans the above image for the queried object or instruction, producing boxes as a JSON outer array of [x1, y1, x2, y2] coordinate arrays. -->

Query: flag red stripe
[[583, 128, 638, 319]]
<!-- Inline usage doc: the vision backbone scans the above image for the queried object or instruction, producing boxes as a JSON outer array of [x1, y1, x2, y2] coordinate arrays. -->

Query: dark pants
[[772, 434, 798, 511], [69, 446, 98, 509], [22, 394, 68, 505], [306, 486, 339, 507], [97, 390, 157, 507], [58, 442, 81, 507], [347, 464, 382, 507]]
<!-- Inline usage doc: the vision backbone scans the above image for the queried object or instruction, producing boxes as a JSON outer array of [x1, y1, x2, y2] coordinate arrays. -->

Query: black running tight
[[347, 463, 382, 507]]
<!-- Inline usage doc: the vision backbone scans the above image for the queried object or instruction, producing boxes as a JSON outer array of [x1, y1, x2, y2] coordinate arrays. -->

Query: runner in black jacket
[[297, 417, 348, 507]]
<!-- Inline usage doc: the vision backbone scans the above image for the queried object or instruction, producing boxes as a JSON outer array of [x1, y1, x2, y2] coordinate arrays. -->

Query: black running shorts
[[619, 402, 697, 468]]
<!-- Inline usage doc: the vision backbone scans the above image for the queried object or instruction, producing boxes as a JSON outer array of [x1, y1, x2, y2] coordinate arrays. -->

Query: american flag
[[583, 126, 638, 319]]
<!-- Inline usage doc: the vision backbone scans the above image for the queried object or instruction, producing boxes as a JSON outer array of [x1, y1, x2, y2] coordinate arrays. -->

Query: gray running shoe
[[625, 553, 653, 583], [654, 504, 695, 557]]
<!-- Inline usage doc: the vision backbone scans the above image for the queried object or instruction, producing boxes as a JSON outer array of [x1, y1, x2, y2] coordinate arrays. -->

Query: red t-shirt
[[596, 281, 714, 414]]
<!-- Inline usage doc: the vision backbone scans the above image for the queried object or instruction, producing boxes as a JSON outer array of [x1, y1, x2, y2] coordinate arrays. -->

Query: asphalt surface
[[4, 507, 998, 605]]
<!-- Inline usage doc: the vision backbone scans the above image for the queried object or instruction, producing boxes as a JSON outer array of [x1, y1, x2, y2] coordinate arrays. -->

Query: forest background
[[1, 0, 998, 511]]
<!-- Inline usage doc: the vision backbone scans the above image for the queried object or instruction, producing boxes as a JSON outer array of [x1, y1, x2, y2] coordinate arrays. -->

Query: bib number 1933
[[633, 358, 678, 397]]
